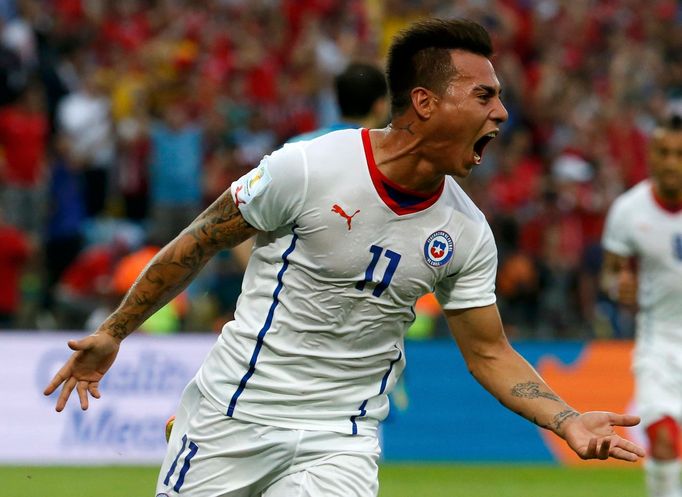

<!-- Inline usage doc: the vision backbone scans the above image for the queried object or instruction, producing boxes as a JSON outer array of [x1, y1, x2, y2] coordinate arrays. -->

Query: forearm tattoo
[[509, 382, 578, 432], [106, 193, 256, 340], [511, 382, 561, 402], [547, 409, 580, 432]]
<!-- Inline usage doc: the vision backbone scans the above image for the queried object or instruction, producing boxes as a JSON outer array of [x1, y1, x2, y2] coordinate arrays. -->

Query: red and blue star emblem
[[424, 231, 454, 267]]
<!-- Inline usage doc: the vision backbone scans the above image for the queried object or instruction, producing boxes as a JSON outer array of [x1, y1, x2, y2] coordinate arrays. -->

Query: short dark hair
[[335, 62, 387, 119], [386, 18, 493, 115]]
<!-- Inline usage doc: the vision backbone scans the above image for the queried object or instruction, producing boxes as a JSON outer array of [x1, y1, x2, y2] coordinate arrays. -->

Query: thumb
[[67, 336, 96, 351], [610, 413, 641, 427]]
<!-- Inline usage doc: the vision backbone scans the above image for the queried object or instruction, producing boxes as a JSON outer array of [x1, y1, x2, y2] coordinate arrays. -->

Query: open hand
[[43, 333, 121, 412], [563, 411, 645, 462]]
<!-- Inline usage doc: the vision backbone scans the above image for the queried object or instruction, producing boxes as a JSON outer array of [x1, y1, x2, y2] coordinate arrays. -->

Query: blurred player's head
[[649, 114, 682, 200], [385, 18, 507, 178], [335, 62, 388, 128]]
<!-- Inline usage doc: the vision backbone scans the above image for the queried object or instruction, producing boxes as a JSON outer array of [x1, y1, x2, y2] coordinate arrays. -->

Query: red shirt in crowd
[[0, 225, 30, 314], [607, 121, 648, 188], [0, 106, 47, 186], [488, 157, 543, 213], [59, 246, 117, 298]]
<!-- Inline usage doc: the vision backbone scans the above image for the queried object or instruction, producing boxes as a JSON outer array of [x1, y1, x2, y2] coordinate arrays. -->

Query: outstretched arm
[[102, 191, 256, 341], [44, 190, 258, 411], [446, 304, 645, 461]]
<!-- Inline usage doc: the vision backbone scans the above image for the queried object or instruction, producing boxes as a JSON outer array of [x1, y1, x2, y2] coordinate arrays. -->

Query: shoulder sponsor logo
[[249, 168, 264, 188], [233, 164, 272, 206], [424, 231, 454, 267]]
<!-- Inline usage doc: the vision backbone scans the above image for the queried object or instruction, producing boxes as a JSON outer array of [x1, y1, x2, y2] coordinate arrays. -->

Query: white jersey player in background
[[602, 114, 682, 497], [45, 18, 644, 497]]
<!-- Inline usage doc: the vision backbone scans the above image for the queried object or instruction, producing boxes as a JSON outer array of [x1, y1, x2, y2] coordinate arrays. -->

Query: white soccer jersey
[[602, 180, 682, 342], [195, 128, 497, 436]]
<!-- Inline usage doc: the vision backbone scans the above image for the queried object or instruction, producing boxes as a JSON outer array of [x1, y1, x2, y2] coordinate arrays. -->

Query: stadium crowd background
[[0, 0, 680, 339]]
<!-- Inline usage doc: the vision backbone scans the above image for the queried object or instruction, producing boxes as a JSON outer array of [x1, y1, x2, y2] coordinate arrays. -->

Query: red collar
[[652, 185, 682, 214], [361, 128, 443, 215]]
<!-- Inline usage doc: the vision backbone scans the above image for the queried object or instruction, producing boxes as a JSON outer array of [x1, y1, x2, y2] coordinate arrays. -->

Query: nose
[[492, 98, 509, 124]]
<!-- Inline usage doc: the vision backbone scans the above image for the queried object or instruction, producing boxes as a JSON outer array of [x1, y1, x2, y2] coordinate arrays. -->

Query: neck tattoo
[[390, 122, 415, 135]]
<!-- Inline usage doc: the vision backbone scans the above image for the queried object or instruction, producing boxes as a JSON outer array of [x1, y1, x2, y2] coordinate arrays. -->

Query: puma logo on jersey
[[332, 204, 360, 230], [234, 185, 246, 206]]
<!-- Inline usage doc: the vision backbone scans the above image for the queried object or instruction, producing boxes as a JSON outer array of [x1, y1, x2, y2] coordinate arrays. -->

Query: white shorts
[[633, 339, 682, 427], [156, 379, 380, 497]]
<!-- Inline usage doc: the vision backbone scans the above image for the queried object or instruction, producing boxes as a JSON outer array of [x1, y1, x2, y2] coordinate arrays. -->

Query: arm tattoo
[[511, 382, 561, 402], [469, 373, 577, 434], [548, 409, 580, 432], [513, 406, 579, 433], [105, 192, 257, 340]]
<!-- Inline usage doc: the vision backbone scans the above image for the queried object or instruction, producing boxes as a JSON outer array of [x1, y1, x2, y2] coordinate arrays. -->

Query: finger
[[68, 336, 95, 352], [56, 377, 77, 412], [613, 438, 646, 458], [43, 369, 67, 396], [609, 446, 641, 462], [88, 382, 101, 399], [44, 356, 79, 396], [76, 381, 89, 410], [585, 437, 598, 458], [608, 413, 641, 427], [598, 437, 612, 460]]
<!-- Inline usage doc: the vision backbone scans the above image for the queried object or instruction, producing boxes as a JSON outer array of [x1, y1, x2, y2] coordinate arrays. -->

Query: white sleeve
[[435, 223, 498, 310], [601, 197, 633, 257], [229, 143, 308, 232]]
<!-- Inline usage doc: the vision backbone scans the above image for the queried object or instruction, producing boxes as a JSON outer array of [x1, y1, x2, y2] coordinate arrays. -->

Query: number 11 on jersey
[[356, 245, 402, 297]]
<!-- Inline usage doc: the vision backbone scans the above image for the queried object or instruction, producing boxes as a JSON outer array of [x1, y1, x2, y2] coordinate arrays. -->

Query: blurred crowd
[[0, 0, 680, 338]]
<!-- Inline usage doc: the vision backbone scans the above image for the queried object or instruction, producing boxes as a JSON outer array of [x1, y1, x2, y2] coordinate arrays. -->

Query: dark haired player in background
[[602, 114, 682, 497], [289, 60, 389, 142]]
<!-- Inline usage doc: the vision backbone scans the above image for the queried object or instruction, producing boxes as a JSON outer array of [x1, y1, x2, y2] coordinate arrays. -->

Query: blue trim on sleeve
[[227, 228, 299, 416]]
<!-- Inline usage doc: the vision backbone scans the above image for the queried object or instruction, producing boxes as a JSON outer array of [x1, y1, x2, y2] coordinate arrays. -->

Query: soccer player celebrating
[[602, 114, 682, 497], [45, 18, 644, 496]]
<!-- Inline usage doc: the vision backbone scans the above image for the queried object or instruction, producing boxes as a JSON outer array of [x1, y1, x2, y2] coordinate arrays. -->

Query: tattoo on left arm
[[511, 382, 561, 402], [548, 409, 580, 432]]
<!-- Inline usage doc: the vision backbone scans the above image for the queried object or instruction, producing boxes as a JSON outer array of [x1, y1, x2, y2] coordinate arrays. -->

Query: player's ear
[[410, 87, 437, 120]]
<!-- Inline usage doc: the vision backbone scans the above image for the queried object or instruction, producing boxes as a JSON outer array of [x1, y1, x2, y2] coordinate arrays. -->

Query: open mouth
[[473, 131, 498, 164]]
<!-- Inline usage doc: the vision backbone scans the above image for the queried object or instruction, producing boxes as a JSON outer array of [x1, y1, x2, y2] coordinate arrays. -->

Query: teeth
[[474, 153, 481, 164]]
